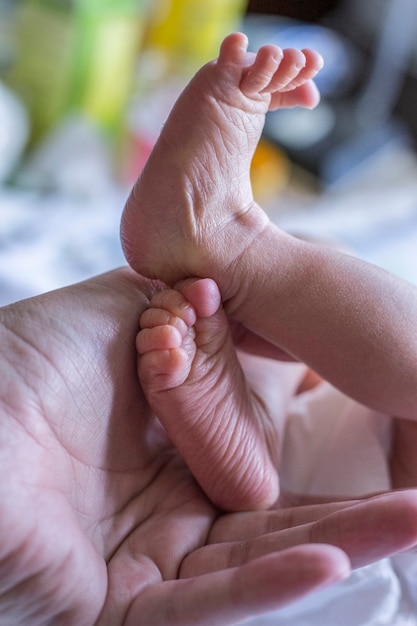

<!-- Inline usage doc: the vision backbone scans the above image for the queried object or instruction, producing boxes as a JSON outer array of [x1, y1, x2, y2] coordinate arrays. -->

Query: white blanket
[[243, 382, 417, 625]]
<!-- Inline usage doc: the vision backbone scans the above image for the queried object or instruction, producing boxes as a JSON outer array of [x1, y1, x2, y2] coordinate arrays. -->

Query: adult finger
[[210, 498, 362, 543], [212, 490, 417, 542], [183, 491, 417, 577], [124, 545, 349, 626]]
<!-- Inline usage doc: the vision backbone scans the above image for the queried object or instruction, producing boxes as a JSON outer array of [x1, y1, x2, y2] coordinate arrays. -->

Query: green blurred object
[[4, 0, 148, 145], [0, 1, 13, 69]]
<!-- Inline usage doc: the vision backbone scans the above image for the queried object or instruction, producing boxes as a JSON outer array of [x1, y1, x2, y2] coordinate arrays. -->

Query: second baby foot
[[137, 277, 279, 511]]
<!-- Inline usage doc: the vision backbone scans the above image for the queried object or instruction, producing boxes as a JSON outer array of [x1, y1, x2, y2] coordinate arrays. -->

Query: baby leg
[[124, 32, 417, 434]]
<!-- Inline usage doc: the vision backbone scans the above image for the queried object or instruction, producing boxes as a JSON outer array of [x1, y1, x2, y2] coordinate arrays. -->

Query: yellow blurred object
[[145, 0, 248, 75], [5, 0, 148, 146], [251, 139, 290, 204], [126, 0, 248, 181]]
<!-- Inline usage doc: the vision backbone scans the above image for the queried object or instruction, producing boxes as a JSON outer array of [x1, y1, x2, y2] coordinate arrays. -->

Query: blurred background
[[1, 0, 417, 305]]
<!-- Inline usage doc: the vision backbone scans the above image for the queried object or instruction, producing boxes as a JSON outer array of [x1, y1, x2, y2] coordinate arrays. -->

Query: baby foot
[[121, 32, 323, 295], [137, 277, 279, 511]]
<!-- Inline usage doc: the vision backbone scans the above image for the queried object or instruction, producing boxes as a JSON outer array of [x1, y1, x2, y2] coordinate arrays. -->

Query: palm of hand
[[2, 269, 417, 626], [0, 270, 216, 625]]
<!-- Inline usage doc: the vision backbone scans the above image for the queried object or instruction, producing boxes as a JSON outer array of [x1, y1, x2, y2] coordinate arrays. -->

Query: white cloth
[[243, 382, 417, 626], [281, 381, 391, 498]]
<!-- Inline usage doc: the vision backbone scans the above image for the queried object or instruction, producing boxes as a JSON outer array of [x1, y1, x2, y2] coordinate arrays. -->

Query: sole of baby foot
[[121, 32, 323, 293]]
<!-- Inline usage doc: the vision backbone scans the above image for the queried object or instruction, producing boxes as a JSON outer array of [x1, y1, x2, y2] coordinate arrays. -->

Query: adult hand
[[1, 267, 417, 626]]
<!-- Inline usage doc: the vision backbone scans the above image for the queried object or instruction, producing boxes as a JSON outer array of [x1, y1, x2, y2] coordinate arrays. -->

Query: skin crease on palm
[[1, 268, 417, 626]]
